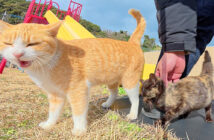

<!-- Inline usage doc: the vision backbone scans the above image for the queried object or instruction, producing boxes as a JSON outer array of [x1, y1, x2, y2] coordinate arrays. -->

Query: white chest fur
[[26, 70, 64, 95]]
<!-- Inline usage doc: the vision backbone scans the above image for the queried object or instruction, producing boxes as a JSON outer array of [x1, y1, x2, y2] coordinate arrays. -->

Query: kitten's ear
[[46, 21, 62, 37], [149, 73, 157, 83], [0, 20, 12, 33]]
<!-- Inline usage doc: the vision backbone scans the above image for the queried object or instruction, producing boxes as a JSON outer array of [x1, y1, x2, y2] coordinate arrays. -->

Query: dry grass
[[0, 68, 179, 140]]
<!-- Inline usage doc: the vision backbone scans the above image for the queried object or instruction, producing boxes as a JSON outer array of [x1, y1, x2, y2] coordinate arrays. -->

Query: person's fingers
[[170, 55, 186, 82], [155, 51, 185, 87], [155, 66, 160, 77], [161, 73, 168, 87], [173, 79, 180, 83], [170, 73, 182, 83], [155, 57, 169, 87], [160, 59, 168, 87]]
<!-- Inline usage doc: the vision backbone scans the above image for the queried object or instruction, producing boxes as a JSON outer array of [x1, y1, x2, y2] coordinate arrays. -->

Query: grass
[[101, 85, 126, 96], [0, 68, 180, 140]]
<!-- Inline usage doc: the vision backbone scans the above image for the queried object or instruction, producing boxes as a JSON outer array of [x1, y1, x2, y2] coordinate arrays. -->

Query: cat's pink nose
[[13, 52, 24, 58]]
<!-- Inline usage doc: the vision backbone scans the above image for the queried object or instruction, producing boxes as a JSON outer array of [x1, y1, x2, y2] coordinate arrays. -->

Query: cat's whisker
[[33, 57, 45, 72], [34, 54, 55, 70]]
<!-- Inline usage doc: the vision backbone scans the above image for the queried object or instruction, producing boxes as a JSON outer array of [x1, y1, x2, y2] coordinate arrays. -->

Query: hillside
[[0, 0, 30, 24]]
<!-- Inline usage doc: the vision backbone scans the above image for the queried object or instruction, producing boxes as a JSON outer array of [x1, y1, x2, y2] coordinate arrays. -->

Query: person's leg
[[181, 0, 214, 78]]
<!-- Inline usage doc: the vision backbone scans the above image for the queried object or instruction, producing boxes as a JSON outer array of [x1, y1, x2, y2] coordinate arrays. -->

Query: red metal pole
[[68, 0, 72, 11], [52, 2, 60, 17], [39, 0, 47, 17], [24, 0, 36, 23], [0, 58, 7, 74], [47, 0, 53, 10], [35, 0, 42, 16]]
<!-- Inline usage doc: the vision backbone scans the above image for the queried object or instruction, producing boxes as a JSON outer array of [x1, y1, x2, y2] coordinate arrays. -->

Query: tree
[[79, 19, 101, 33], [142, 35, 156, 48], [0, 0, 30, 24], [141, 35, 161, 52]]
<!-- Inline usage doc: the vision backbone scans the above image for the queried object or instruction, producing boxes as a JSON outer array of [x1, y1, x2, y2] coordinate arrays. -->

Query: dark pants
[[155, 0, 214, 77]]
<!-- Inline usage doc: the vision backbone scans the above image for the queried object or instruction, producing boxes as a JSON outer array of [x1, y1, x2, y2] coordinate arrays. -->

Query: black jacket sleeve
[[155, 0, 197, 53]]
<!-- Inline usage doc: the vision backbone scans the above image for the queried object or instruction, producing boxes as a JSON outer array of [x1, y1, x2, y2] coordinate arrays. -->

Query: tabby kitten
[[0, 9, 145, 135], [141, 51, 213, 126]]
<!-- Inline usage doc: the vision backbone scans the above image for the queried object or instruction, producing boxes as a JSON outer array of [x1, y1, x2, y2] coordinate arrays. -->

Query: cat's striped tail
[[128, 9, 146, 46]]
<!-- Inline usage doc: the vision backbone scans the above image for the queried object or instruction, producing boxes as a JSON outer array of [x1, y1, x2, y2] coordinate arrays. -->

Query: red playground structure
[[24, 0, 82, 23], [0, 0, 82, 74]]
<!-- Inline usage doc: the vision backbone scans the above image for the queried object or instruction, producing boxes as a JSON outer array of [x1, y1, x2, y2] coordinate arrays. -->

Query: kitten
[[0, 9, 145, 135], [141, 51, 214, 126]]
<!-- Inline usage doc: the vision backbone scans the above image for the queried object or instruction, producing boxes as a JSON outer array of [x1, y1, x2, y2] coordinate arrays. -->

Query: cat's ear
[[149, 73, 157, 83], [46, 21, 62, 37], [0, 20, 12, 33]]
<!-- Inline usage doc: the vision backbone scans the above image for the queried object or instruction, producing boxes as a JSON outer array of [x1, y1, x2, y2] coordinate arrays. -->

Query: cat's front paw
[[126, 113, 137, 120], [39, 121, 55, 130], [72, 128, 87, 136], [101, 102, 111, 109]]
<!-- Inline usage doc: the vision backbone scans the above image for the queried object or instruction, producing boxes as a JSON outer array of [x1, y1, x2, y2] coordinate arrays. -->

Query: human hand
[[155, 52, 185, 87]]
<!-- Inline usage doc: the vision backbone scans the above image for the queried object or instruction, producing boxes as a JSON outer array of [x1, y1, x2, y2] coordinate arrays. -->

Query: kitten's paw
[[101, 102, 111, 109], [126, 113, 137, 120], [72, 128, 87, 136], [39, 121, 55, 130]]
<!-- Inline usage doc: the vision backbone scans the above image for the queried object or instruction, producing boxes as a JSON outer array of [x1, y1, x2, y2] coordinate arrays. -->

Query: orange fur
[[0, 9, 146, 135]]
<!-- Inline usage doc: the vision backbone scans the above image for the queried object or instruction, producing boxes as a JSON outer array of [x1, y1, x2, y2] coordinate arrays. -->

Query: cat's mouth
[[18, 60, 32, 68]]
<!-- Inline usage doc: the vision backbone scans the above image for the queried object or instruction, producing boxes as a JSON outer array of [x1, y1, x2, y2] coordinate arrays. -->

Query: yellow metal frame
[[142, 64, 156, 80], [44, 10, 95, 40]]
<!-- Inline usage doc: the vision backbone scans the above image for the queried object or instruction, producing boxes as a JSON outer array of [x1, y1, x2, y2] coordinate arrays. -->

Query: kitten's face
[[141, 74, 164, 111], [0, 21, 61, 69]]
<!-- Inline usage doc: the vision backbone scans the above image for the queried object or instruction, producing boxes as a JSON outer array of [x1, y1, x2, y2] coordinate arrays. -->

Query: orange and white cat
[[0, 9, 145, 135]]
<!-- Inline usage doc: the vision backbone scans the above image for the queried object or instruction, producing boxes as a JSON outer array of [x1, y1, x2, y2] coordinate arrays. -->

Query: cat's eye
[[27, 42, 40, 47], [3, 42, 12, 46]]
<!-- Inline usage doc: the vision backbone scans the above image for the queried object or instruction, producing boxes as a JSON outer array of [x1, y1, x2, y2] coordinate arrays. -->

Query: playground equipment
[[24, 0, 83, 23], [0, 58, 6, 74], [24, 0, 95, 40], [44, 10, 95, 40], [142, 64, 156, 80]]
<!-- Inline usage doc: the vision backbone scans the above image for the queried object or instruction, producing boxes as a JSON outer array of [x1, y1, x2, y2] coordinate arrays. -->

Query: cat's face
[[141, 73, 165, 111], [0, 20, 61, 69]]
